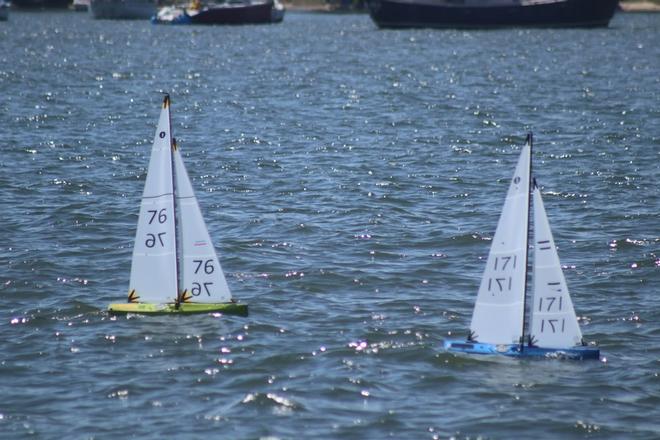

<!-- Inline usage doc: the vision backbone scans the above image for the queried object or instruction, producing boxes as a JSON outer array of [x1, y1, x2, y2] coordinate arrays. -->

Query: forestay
[[128, 97, 178, 304], [470, 142, 530, 345], [173, 143, 232, 303], [529, 187, 583, 348]]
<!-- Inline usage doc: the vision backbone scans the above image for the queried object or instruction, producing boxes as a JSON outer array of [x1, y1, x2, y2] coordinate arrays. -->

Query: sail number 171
[[487, 255, 517, 294]]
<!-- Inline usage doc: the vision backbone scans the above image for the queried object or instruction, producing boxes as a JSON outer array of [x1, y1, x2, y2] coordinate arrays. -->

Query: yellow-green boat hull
[[108, 302, 248, 316]]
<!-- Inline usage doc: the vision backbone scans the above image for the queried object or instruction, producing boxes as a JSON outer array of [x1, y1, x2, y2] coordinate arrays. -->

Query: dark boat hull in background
[[191, 1, 282, 24], [153, 1, 284, 25], [11, 0, 70, 8], [366, 0, 619, 29], [0, 0, 8, 19]]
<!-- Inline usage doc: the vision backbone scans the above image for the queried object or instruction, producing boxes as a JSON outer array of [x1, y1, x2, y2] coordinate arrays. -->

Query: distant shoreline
[[282, 3, 334, 12], [282, 1, 361, 12], [619, 1, 660, 12]]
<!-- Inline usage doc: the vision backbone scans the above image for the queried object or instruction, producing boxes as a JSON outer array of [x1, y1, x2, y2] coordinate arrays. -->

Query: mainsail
[[128, 96, 178, 303], [469, 141, 531, 345], [172, 142, 233, 304], [529, 186, 583, 348]]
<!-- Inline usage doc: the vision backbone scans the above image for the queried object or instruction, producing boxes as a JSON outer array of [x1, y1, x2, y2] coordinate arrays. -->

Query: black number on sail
[[540, 318, 565, 333], [147, 209, 167, 224], [547, 281, 562, 293], [191, 282, 213, 296], [493, 255, 516, 271], [537, 240, 551, 250], [145, 232, 166, 248], [193, 259, 214, 274], [488, 277, 512, 293], [539, 296, 563, 312]]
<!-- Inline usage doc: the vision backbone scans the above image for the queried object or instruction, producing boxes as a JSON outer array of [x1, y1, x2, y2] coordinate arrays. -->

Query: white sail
[[469, 141, 531, 345], [173, 143, 233, 304], [529, 187, 583, 348], [128, 96, 178, 303]]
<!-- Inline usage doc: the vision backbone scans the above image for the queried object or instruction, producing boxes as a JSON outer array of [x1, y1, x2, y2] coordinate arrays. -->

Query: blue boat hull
[[444, 339, 599, 360]]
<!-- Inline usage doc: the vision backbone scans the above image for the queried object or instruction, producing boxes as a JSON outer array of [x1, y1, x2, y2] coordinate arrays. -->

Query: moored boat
[[0, 0, 9, 20], [11, 0, 70, 8], [89, 0, 156, 19], [72, 0, 90, 11], [153, 0, 284, 25], [366, 0, 619, 29]]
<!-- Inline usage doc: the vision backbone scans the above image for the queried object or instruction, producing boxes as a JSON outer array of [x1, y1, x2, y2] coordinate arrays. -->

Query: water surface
[[1, 10, 659, 439]]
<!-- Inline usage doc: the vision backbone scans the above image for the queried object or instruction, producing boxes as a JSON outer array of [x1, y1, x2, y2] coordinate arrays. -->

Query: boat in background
[[444, 134, 599, 360], [153, 0, 284, 25], [0, 0, 9, 20], [11, 0, 70, 8], [90, 0, 156, 19], [366, 0, 619, 29], [72, 0, 90, 11], [108, 95, 248, 316]]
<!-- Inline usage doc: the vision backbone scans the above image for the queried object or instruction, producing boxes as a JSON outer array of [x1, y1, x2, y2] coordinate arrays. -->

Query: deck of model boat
[[444, 339, 600, 360], [108, 302, 248, 316]]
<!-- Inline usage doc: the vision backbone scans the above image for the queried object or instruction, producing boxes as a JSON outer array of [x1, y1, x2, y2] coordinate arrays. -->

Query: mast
[[165, 95, 182, 308], [520, 132, 533, 348]]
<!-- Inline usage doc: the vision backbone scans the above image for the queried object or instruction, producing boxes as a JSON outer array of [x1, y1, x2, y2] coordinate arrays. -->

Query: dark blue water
[[1, 10, 659, 439]]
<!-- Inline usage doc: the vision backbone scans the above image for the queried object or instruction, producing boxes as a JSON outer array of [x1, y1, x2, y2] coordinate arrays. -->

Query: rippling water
[[1, 10, 659, 439]]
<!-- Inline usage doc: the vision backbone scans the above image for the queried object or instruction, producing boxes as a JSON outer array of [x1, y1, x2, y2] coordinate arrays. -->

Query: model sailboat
[[108, 95, 248, 316], [444, 134, 598, 359]]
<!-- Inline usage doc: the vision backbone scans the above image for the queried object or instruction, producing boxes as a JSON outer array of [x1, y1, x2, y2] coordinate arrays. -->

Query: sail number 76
[[145, 209, 168, 248], [147, 209, 167, 224], [193, 259, 215, 274], [145, 232, 166, 248], [191, 282, 213, 296], [191, 259, 215, 296]]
